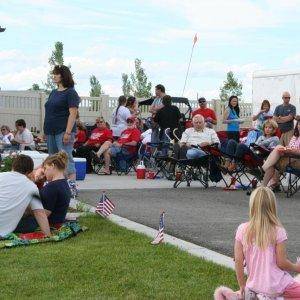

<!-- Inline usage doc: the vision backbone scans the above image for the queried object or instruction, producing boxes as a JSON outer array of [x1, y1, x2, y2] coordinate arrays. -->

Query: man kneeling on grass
[[0, 155, 50, 237]]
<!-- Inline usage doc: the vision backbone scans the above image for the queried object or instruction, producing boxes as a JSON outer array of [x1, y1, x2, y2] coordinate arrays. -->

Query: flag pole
[[182, 34, 197, 97]]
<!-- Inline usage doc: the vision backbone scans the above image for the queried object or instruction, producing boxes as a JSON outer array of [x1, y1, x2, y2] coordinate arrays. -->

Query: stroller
[[138, 96, 193, 136]]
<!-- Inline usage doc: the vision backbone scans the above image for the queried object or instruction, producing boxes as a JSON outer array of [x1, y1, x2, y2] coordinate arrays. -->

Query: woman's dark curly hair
[[52, 65, 74, 88]]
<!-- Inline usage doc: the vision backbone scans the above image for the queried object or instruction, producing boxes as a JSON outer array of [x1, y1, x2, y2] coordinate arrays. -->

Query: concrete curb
[[69, 199, 235, 270]]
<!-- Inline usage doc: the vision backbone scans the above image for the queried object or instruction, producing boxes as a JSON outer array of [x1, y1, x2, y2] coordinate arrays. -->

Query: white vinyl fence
[[0, 91, 253, 133]]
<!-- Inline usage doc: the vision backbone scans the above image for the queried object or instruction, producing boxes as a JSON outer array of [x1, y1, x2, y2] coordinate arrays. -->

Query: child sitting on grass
[[40, 151, 71, 226], [234, 187, 300, 298]]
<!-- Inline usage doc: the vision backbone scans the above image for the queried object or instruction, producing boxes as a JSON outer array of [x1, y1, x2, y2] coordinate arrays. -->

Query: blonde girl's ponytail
[[43, 151, 68, 171], [245, 187, 282, 249]]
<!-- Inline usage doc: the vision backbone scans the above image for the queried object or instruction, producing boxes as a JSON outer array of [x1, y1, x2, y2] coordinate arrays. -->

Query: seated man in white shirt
[[174, 114, 220, 159], [13, 119, 34, 150], [0, 154, 50, 237]]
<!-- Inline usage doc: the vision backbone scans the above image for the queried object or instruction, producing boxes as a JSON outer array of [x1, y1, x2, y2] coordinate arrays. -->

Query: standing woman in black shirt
[[43, 65, 80, 184]]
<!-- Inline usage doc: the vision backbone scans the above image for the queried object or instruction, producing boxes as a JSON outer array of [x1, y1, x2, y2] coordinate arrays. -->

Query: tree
[[219, 71, 243, 102], [29, 83, 41, 91], [89, 75, 103, 97], [121, 58, 152, 98], [44, 41, 67, 93], [130, 58, 152, 98], [121, 73, 132, 97]]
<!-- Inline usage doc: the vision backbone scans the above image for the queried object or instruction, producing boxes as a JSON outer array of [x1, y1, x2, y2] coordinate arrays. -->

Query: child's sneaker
[[68, 179, 78, 198]]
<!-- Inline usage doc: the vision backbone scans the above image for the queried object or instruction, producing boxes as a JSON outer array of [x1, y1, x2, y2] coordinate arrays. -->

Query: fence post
[[101, 95, 110, 121], [39, 92, 46, 133], [213, 99, 222, 131]]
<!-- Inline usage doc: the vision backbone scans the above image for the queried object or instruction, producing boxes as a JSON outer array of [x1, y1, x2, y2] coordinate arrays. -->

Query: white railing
[[0, 91, 46, 133], [0, 91, 253, 132]]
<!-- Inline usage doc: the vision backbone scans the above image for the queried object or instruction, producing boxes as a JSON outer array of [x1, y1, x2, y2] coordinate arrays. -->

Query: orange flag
[[193, 33, 198, 45]]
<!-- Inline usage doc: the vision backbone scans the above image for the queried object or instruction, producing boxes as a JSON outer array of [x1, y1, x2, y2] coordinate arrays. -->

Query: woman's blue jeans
[[46, 132, 76, 175], [226, 139, 258, 161]]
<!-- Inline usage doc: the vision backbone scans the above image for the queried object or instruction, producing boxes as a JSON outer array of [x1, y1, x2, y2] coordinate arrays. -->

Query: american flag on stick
[[95, 191, 115, 217], [151, 211, 165, 245]]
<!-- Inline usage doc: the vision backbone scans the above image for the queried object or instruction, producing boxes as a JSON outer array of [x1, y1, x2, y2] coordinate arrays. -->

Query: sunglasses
[[283, 97, 290, 99]]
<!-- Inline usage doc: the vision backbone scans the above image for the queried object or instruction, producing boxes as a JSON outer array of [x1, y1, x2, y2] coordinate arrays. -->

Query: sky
[[1, 0, 300, 101]]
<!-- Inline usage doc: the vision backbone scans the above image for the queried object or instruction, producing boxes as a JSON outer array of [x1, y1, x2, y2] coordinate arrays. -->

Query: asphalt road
[[79, 188, 300, 261]]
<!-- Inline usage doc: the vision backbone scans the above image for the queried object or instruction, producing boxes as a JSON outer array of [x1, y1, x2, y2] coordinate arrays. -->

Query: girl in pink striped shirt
[[235, 187, 300, 298], [262, 120, 300, 188]]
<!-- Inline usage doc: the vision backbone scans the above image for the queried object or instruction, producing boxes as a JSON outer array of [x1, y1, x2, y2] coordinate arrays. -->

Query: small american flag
[[95, 191, 115, 217], [151, 212, 165, 245]]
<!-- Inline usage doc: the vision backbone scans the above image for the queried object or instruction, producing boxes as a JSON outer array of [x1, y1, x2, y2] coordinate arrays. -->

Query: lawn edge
[[70, 199, 235, 270]]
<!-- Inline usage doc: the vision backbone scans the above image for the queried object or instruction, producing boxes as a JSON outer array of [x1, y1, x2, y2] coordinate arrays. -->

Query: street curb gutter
[[70, 199, 235, 270]]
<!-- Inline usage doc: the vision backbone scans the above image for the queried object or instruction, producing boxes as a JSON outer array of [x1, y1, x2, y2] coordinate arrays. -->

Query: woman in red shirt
[[73, 118, 113, 173], [94, 116, 141, 174]]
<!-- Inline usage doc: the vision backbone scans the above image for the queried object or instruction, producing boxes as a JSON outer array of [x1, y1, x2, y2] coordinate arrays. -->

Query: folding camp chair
[[283, 152, 300, 197], [200, 144, 232, 188], [139, 128, 175, 180], [92, 144, 139, 176], [112, 146, 139, 175], [235, 153, 264, 190], [172, 155, 209, 188], [205, 143, 265, 192]]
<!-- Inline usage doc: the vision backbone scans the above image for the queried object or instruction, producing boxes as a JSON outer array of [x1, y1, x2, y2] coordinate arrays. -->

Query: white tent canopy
[[252, 69, 300, 115]]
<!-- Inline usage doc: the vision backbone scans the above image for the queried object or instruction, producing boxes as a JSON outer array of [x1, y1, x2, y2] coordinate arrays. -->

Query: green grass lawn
[[0, 215, 238, 299]]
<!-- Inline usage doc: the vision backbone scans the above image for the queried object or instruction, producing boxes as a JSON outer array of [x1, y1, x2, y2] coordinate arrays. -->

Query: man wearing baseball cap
[[192, 97, 217, 128]]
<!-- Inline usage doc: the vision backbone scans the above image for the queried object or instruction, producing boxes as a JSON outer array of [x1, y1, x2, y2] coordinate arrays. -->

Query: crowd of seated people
[[1, 88, 300, 240], [3, 86, 299, 197], [73, 117, 113, 173], [0, 119, 34, 151], [66, 87, 299, 194], [220, 91, 298, 192], [92, 116, 141, 174]]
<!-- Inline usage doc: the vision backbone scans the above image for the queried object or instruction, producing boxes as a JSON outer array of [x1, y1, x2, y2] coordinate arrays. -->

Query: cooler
[[74, 157, 87, 180], [19, 151, 48, 168]]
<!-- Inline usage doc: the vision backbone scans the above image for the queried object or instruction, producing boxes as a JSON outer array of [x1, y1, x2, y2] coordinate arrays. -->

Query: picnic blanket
[[0, 221, 87, 249]]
